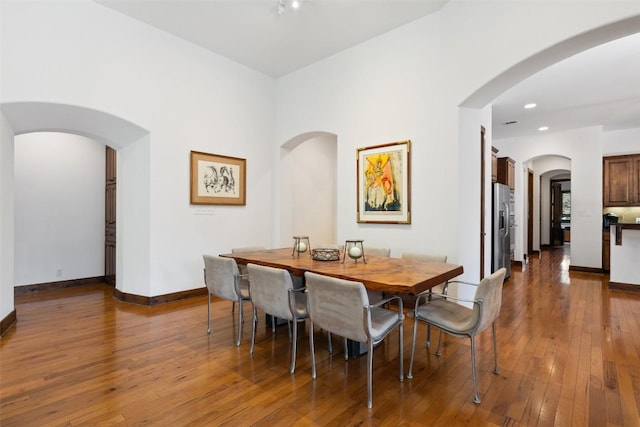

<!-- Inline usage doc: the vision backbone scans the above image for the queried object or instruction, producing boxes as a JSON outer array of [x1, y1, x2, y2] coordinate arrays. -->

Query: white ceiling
[[97, 0, 449, 77], [96, 0, 640, 140]]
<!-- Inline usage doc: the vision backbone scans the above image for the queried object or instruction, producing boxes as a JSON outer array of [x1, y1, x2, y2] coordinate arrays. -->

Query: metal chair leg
[[435, 329, 443, 356], [328, 332, 333, 354], [310, 323, 317, 379], [343, 337, 348, 360], [235, 297, 243, 346], [470, 335, 480, 404], [250, 306, 258, 354], [398, 317, 404, 381], [492, 322, 500, 374], [367, 339, 374, 409], [407, 314, 419, 379], [290, 320, 298, 374], [207, 293, 212, 335]]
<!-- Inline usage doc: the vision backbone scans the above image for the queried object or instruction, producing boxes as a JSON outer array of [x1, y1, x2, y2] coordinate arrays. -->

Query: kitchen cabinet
[[491, 147, 498, 182], [603, 154, 640, 206], [497, 157, 515, 190]]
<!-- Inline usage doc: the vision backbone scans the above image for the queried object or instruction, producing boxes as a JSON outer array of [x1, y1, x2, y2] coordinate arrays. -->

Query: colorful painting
[[357, 141, 411, 224]]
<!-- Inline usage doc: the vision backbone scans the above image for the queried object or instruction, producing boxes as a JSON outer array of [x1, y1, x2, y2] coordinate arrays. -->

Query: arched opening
[[279, 131, 338, 249], [1, 102, 150, 312], [460, 17, 640, 277]]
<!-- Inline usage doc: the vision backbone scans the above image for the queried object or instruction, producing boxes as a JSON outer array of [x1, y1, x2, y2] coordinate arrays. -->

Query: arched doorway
[[1, 101, 149, 308], [279, 131, 338, 249]]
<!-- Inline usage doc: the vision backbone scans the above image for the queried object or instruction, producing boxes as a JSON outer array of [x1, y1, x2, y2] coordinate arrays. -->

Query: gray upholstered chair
[[365, 247, 391, 257], [304, 271, 404, 408], [401, 252, 448, 347], [231, 246, 265, 313], [203, 255, 252, 346], [407, 268, 507, 404], [247, 263, 308, 374]]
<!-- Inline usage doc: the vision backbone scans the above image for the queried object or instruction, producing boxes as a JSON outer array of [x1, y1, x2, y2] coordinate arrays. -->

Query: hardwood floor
[[2, 246, 640, 426]]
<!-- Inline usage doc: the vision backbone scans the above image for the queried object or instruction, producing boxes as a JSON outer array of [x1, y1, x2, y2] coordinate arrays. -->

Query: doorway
[[550, 179, 571, 247]]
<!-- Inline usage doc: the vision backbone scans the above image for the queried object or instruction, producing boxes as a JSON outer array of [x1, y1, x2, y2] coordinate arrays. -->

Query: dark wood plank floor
[[2, 246, 640, 426]]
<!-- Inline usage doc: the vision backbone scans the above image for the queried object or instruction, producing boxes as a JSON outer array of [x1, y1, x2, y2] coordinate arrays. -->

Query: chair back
[[247, 263, 295, 321], [401, 252, 447, 263], [203, 255, 241, 302], [231, 246, 266, 253], [365, 247, 391, 257], [473, 268, 507, 333], [304, 272, 369, 343]]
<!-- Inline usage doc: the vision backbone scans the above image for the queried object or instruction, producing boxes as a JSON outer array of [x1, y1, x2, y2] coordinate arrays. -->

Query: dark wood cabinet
[[497, 157, 515, 190], [491, 147, 498, 182], [603, 154, 640, 206]]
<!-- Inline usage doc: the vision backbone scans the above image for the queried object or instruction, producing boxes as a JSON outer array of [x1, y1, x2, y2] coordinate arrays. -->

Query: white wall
[[0, 114, 15, 322], [495, 127, 603, 269], [14, 133, 105, 285], [276, 2, 640, 280], [291, 134, 337, 247], [1, 0, 640, 319], [602, 128, 640, 155], [1, 1, 276, 297]]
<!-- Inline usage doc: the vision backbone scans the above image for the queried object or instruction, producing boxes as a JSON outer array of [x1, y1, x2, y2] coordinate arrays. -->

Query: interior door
[[550, 180, 563, 246], [105, 146, 116, 286]]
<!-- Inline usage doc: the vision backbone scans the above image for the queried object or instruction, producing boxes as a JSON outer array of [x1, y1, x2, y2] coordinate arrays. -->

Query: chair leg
[[250, 306, 258, 354], [232, 301, 236, 313], [435, 329, 443, 356], [492, 322, 500, 374], [367, 340, 374, 408], [236, 298, 243, 347], [309, 323, 317, 379], [426, 324, 431, 348], [288, 320, 292, 339], [407, 316, 419, 379], [272, 316, 276, 334], [207, 293, 212, 335], [290, 319, 298, 374], [398, 319, 404, 382], [328, 332, 333, 354], [470, 335, 480, 404], [343, 337, 348, 361]]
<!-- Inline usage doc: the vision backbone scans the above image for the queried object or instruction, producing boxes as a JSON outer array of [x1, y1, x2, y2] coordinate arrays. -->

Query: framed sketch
[[190, 150, 246, 205], [356, 140, 411, 224]]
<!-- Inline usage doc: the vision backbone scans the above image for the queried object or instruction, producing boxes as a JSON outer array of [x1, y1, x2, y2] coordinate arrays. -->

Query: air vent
[[503, 120, 518, 126]]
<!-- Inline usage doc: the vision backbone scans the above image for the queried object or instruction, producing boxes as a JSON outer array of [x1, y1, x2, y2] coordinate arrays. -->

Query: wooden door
[[550, 180, 563, 246], [480, 127, 486, 281], [105, 146, 116, 286], [527, 169, 533, 255]]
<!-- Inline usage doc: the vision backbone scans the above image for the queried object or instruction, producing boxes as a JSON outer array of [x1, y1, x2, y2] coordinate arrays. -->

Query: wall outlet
[[636, 217, 640, 224], [56, 269, 63, 277]]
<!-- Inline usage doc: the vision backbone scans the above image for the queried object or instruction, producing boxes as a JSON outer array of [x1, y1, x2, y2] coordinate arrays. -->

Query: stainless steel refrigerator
[[492, 182, 511, 279]]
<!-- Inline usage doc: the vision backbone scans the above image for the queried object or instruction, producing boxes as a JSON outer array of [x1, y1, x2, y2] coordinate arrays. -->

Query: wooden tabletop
[[221, 247, 463, 295]]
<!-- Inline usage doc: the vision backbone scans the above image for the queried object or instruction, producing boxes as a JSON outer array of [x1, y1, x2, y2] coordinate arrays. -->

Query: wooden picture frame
[[356, 140, 411, 224], [190, 150, 246, 205]]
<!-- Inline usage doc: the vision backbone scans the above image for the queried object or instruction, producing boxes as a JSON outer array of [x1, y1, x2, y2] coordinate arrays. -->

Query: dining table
[[221, 247, 463, 296], [221, 247, 464, 357]]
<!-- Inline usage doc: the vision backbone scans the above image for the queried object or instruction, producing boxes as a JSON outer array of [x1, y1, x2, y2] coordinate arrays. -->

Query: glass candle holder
[[343, 239, 366, 263], [292, 236, 311, 258]]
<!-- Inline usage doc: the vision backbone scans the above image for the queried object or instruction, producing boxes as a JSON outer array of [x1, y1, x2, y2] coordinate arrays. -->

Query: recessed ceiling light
[[538, 126, 549, 131], [524, 103, 537, 109], [292, 0, 300, 8]]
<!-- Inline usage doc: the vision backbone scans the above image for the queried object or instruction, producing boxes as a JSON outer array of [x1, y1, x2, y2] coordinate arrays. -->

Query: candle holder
[[343, 239, 366, 264], [292, 236, 311, 258]]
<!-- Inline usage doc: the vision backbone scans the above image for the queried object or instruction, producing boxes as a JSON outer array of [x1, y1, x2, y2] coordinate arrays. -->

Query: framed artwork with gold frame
[[190, 150, 246, 205], [356, 140, 411, 224]]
